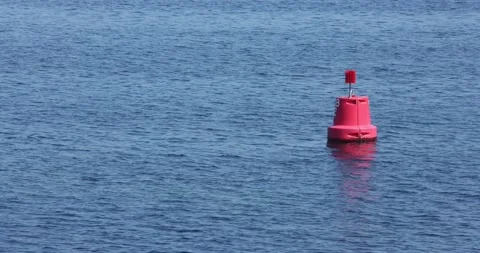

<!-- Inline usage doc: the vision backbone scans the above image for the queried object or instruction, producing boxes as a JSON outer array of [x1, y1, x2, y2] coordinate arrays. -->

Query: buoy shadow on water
[[327, 141, 377, 167], [327, 141, 377, 200]]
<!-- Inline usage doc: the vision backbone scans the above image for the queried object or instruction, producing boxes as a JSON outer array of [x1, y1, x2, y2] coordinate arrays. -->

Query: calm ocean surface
[[1, 1, 479, 252]]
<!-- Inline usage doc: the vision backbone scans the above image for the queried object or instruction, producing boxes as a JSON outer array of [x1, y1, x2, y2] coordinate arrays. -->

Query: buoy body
[[328, 96, 377, 142]]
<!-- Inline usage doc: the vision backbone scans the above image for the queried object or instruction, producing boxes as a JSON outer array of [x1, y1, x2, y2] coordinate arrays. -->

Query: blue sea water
[[1, 1, 480, 252]]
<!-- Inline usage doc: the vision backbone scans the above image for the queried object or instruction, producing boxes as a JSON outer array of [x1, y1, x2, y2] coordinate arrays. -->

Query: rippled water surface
[[1, 1, 480, 252]]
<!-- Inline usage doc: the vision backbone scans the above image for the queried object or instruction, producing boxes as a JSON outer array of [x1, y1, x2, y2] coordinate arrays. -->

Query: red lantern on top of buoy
[[327, 70, 377, 142], [345, 69, 356, 84]]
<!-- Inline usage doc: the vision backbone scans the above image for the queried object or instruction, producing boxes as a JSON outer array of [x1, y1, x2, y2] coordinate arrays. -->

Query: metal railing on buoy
[[327, 70, 377, 142]]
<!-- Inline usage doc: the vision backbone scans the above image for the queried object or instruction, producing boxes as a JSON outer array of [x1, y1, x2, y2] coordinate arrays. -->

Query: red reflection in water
[[328, 142, 377, 200]]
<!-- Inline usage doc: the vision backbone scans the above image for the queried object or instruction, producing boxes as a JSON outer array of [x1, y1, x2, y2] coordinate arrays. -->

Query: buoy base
[[327, 138, 377, 144], [327, 125, 377, 143]]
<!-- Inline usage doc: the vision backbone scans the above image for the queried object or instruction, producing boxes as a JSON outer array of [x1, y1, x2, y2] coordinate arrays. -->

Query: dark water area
[[1, 1, 479, 252]]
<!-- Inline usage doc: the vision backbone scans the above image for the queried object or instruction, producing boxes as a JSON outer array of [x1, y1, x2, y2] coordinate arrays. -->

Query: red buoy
[[328, 70, 377, 142]]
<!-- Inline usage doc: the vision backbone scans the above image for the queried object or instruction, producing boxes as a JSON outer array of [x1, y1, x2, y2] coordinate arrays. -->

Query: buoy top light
[[345, 70, 356, 97], [345, 70, 356, 84]]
